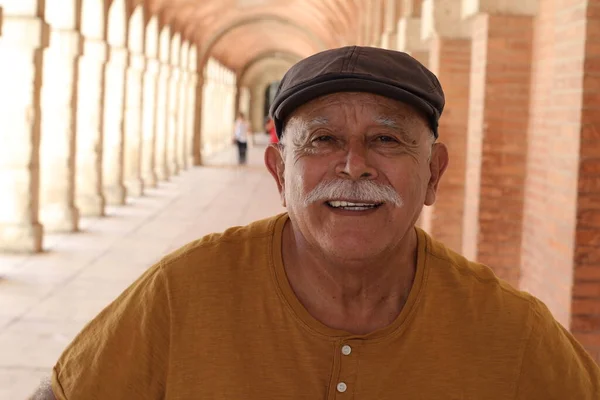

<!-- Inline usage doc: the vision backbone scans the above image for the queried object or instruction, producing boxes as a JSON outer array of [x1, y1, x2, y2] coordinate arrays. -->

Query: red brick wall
[[521, 0, 586, 332], [571, 0, 600, 363], [428, 36, 471, 254], [463, 14, 533, 287]]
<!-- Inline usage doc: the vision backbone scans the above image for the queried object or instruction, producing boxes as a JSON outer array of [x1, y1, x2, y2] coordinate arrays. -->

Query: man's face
[[266, 92, 448, 262]]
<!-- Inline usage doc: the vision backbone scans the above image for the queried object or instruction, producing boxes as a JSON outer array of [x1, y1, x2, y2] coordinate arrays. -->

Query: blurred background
[[0, 0, 599, 397]]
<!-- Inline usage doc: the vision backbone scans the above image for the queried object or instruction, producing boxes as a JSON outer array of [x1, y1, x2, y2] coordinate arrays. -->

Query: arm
[[515, 298, 600, 399], [50, 262, 171, 399]]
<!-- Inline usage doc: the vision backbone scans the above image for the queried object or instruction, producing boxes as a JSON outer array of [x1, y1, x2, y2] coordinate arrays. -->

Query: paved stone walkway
[[0, 135, 284, 399]]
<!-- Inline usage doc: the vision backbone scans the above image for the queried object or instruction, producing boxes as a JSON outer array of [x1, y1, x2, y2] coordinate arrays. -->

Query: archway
[[196, 14, 325, 72], [240, 57, 295, 134]]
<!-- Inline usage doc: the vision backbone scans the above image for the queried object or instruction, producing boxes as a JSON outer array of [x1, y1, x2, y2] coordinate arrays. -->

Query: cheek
[[388, 167, 427, 203]]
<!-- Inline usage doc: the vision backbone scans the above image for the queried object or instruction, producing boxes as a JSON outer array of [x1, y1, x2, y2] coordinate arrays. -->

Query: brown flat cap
[[269, 46, 445, 139]]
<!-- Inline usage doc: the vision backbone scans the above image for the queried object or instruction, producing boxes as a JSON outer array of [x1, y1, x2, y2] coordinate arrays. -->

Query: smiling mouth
[[326, 200, 383, 211]]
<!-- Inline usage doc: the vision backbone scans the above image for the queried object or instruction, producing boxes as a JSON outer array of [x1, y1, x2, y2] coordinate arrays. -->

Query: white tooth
[[340, 201, 348, 207], [341, 206, 375, 211]]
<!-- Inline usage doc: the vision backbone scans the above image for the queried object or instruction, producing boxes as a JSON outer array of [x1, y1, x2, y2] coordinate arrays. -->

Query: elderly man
[[34, 46, 599, 399]]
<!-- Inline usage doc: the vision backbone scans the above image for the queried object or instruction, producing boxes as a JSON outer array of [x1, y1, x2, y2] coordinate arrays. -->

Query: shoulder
[[418, 228, 600, 396], [159, 213, 284, 283], [420, 227, 535, 318]]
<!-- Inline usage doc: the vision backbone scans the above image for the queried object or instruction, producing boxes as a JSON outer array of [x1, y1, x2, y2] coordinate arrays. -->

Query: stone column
[[75, 1, 107, 217], [155, 26, 171, 181], [238, 86, 251, 118], [141, 17, 160, 187], [167, 33, 181, 176], [123, 49, 145, 196], [420, 0, 471, 253], [189, 46, 202, 166], [201, 62, 212, 156], [461, 0, 535, 287], [0, 11, 48, 252], [395, 0, 428, 64], [177, 42, 190, 170], [370, 0, 384, 47], [396, 0, 428, 64], [102, 45, 128, 205], [397, 0, 430, 231], [363, 1, 374, 46], [39, 26, 82, 232], [381, 0, 401, 49]]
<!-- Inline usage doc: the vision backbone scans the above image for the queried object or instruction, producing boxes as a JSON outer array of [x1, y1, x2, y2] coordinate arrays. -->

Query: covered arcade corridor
[[0, 0, 599, 397]]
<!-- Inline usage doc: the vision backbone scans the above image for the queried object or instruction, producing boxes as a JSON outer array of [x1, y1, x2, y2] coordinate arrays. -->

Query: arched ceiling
[[210, 22, 315, 71], [141, 0, 364, 73], [241, 57, 297, 88]]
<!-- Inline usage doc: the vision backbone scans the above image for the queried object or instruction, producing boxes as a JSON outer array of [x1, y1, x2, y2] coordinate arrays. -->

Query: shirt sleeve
[[515, 298, 600, 399], [51, 261, 171, 400]]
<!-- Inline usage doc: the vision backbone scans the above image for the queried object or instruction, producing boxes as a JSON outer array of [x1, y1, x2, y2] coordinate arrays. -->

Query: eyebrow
[[374, 116, 401, 129], [306, 116, 329, 129], [373, 116, 418, 143]]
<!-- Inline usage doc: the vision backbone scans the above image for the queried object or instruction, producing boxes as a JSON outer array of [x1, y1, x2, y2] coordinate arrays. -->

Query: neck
[[281, 220, 418, 335]]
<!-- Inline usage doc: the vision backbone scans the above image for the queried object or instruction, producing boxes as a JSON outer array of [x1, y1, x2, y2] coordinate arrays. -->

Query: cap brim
[[270, 77, 440, 139]]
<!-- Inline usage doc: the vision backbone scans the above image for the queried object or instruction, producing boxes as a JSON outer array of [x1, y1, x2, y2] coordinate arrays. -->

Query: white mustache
[[302, 179, 403, 207]]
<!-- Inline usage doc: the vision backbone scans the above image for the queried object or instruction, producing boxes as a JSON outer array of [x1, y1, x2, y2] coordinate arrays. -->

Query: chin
[[320, 235, 389, 262]]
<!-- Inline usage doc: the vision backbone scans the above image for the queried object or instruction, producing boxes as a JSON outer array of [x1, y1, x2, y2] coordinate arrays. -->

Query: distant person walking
[[233, 112, 250, 165]]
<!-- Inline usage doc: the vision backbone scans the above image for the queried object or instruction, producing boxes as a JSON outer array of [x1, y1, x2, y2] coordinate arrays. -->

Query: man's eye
[[313, 135, 335, 143], [376, 135, 398, 143]]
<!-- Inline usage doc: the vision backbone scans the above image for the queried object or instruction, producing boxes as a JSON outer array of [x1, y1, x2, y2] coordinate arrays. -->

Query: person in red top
[[265, 117, 278, 143]]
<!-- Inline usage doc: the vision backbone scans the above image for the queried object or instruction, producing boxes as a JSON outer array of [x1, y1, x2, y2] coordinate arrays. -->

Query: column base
[[78, 194, 105, 217], [156, 167, 170, 181], [170, 162, 180, 176], [180, 157, 188, 170], [0, 222, 44, 253], [41, 205, 79, 233], [104, 184, 127, 205], [142, 171, 158, 189], [125, 178, 144, 197], [190, 155, 200, 167]]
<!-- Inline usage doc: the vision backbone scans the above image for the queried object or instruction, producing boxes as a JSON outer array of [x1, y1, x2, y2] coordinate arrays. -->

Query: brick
[[574, 333, 600, 348], [571, 315, 600, 333], [577, 209, 600, 228], [572, 282, 600, 298], [576, 229, 600, 246], [578, 175, 600, 192], [574, 264, 600, 281], [572, 299, 600, 315]]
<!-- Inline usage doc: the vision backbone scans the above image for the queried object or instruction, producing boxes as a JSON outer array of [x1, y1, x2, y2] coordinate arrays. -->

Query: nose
[[336, 140, 378, 180]]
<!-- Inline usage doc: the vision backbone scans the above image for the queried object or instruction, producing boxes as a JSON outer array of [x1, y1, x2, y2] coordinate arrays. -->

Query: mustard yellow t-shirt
[[52, 213, 600, 399]]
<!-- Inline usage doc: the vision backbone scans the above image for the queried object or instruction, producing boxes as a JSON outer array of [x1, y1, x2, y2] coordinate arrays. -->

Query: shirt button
[[337, 382, 347, 393], [341, 345, 352, 356]]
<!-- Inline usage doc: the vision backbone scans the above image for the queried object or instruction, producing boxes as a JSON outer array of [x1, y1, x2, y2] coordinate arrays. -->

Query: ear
[[424, 142, 449, 206], [264, 144, 287, 207]]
